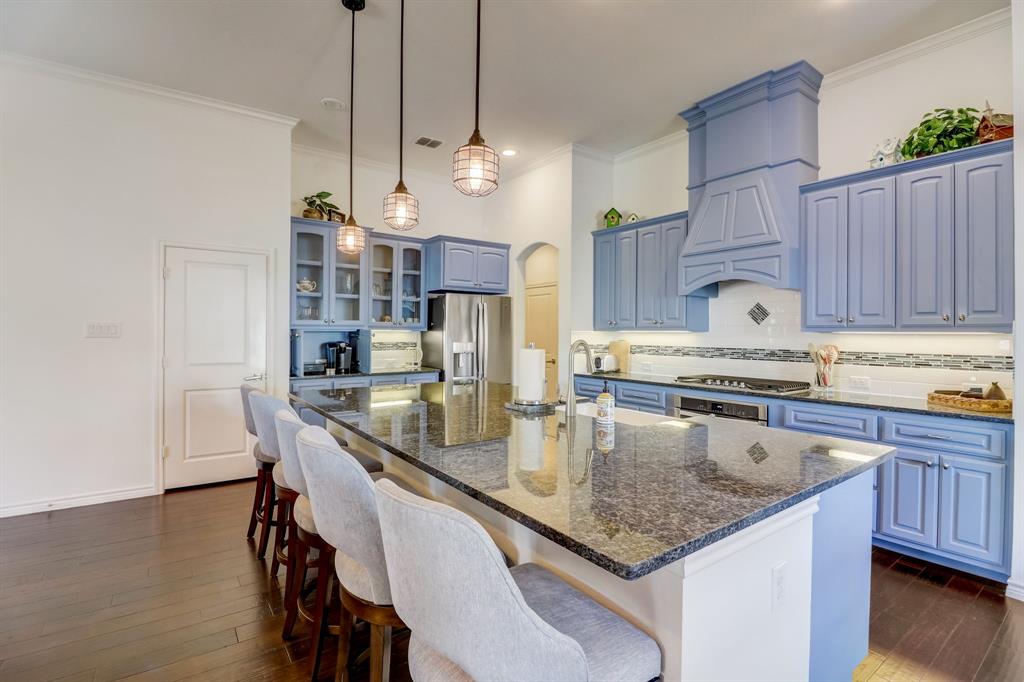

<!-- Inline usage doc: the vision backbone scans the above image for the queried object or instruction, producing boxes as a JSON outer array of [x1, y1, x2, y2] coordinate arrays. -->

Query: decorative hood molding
[[678, 61, 823, 294]]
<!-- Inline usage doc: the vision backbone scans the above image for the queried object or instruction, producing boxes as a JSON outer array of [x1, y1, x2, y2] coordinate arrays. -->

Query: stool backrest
[[274, 409, 309, 497], [296, 426, 393, 605], [249, 393, 296, 461], [240, 384, 260, 436], [374, 478, 587, 681]]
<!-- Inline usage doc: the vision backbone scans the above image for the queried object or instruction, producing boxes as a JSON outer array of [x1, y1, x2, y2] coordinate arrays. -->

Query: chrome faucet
[[565, 339, 594, 418]]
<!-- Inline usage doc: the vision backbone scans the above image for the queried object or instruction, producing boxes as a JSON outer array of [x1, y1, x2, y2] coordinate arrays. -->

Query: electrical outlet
[[850, 376, 871, 392], [962, 382, 985, 394], [771, 562, 787, 612], [85, 322, 121, 338]]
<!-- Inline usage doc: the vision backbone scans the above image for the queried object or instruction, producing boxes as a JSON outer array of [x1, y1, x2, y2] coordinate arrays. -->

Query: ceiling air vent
[[414, 136, 444, 149]]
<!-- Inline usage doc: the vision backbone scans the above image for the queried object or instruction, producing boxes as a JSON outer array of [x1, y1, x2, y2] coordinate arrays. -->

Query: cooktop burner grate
[[675, 374, 812, 395]]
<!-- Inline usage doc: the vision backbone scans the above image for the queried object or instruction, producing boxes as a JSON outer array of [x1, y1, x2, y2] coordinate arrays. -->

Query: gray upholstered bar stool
[[275, 409, 383, 648], [374, 478, 663, 682], [249, 392, 299, 568], [296, 425, 408, 682], [241, 385, 278, 543]]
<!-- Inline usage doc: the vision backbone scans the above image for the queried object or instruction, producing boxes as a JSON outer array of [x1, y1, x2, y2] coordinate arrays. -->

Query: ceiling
[[1, 0, 1008, 176]]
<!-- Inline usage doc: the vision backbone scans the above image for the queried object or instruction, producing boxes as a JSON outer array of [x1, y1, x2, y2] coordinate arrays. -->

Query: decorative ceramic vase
[[302, 208, 324, 220], [983, 382, 1007, 400]]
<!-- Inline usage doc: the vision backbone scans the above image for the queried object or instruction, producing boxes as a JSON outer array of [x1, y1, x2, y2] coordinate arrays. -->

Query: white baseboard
[[0, 485, 158, 518], [1006, 579, 1024, 603]]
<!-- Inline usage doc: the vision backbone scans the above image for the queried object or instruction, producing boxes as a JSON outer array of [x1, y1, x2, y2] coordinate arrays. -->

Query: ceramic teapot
[[296, 278, 318, 292]]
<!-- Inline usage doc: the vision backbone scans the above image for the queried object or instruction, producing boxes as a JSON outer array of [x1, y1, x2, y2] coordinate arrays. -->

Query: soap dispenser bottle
[[596, 381, 615, 424]]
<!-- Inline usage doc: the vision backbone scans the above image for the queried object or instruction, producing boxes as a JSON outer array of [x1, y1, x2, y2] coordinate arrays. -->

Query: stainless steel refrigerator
[[422, 294, 512, 383]]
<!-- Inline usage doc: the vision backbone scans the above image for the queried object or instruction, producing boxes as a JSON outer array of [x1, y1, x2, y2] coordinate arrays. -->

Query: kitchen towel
[[516, 347, 546, 403]]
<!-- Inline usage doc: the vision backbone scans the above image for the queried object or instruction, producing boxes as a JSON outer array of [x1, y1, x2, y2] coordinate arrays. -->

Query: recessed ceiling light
[[501, 148, 517, 157], [320, 97, 346, 111]]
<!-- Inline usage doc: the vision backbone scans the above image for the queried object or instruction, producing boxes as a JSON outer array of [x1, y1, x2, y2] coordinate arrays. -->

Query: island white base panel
[[340, 426, 865, 682]]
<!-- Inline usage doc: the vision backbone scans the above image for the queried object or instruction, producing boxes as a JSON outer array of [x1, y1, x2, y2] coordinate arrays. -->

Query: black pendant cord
[[349, 7, 356, 218], [398, 0, 405, 184], [474, 0, 481, 134]]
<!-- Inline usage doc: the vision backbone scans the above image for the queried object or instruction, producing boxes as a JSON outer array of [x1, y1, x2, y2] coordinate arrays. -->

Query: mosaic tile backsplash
[[372, 341, 419, 351]]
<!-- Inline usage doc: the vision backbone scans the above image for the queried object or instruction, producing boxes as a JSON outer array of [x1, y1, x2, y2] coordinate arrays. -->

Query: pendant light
[[452, 0, 498, 197], [383, 0, 419, 230], [338, 0, 367, 255]]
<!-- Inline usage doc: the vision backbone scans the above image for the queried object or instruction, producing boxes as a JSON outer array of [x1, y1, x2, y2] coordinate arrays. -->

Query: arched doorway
[[522, 244, 559, 400]]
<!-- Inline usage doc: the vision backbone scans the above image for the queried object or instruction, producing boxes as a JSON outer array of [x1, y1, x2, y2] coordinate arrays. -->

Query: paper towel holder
[[512, 343, 555, 408]]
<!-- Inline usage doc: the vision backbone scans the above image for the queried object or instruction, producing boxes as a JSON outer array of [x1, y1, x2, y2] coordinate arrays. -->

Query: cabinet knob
[[958, 313, 966, 321], [836, 317, 843, 323], [942, 462, 950, 470], [848, 316, 854, 323], [330, 318, 335, 324], [942, 313, 950, 321], [324, 319, 329, 324], [926, 459, 934, 468]]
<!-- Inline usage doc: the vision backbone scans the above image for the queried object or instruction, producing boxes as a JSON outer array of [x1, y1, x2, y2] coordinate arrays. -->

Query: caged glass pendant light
[[338, 0, 367, 255], [452, 0, 498, 197], [383, 0, 419, 230]]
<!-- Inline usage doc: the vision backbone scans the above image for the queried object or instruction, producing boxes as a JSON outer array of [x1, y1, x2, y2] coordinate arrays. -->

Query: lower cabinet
[[879, 448, 939, 547], [938, 455, 1005, 565]]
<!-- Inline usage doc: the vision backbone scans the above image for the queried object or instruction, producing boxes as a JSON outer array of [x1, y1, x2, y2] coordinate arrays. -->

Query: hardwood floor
[[1, 481, 1020, 681]]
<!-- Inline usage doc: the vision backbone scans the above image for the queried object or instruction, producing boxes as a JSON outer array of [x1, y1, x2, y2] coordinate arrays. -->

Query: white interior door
[[524, 283, 559, 400], [163, 246, 269, 488]]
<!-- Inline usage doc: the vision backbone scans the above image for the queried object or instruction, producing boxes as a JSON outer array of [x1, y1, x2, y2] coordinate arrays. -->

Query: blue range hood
[[678, 61, 823, 294]]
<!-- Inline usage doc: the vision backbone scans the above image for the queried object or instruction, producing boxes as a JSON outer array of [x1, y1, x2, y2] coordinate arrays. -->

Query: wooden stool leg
[[310, 547, 336, 676], [334, 602, 354, 682], [246, 467, 265, 539], [281, 516, 306, 639], [256, 477, 276, 559], [270, 496, 290, 576], [370, 623, 392, 682]]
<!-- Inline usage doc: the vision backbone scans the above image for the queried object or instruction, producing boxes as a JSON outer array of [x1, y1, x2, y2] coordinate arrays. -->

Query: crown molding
[[0, 52, 299, 127], [821, 8, 1011, 90], [614, 129, 688, 164], [291, 143, 455, 183], [502, 143, 574, 181], [570, 143, 615, 165]]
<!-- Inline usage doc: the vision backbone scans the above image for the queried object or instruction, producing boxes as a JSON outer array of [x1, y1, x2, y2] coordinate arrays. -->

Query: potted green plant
[[301, 191, 344, 222], [900, 108, 980, 159]]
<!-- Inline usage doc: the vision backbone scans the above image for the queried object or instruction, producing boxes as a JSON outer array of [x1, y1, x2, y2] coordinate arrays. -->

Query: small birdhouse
[[978, 101, 1013, 143], [603, 208, 622, 229], [626, 213, 641, 224], [869, 138, 903, 169]]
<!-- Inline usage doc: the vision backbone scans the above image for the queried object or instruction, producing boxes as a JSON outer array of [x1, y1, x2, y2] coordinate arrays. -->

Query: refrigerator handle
[[481, 301, 489, 381], [473, 299, 482, 380]]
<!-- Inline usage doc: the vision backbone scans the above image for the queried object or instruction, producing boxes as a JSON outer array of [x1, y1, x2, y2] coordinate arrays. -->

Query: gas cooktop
[[675, 374, 812, 395]]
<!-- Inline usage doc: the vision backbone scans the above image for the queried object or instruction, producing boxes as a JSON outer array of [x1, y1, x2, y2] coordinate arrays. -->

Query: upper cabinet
[[592, 213, 713, 332], [291, 219, 367, 329], [368, 235, 426, 330], [424, 237, 510, 294], [801, 140, 1013, 333]]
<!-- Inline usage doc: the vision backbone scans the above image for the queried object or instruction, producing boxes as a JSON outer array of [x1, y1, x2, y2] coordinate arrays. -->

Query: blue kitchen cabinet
[[613, 230, 638, 328], [879, 448, 939, 548], [954, 151, 1014, 329], [896, 163, 955, 328], [938, 455, 1005, 565], [424, 237, 510, 294], [802, 186, 848, 329], [369, 236, 426, 330], [802, 178, 895, 330], [660, 218, 698, 329], [635, 225, 663, 328], [593, 232, 617, 330], [291, 219, 367, 329], [848, 177, 896, 328]]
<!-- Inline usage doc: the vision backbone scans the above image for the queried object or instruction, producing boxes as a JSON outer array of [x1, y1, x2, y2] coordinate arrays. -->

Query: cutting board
[[608, 340, 630, 373]]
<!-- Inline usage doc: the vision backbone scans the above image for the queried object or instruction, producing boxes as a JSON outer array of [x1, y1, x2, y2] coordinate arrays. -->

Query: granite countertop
[[291, 367, 441, 380], [290, 381, 894, 580], [577, 371, 1014, 424]]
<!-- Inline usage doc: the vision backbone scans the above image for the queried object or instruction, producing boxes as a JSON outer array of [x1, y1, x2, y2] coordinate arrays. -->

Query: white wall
[[0, 58, 295, 516], [575, 12, 1015, 398]]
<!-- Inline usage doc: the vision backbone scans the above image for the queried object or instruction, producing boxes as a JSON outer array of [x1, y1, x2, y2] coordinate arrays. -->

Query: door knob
[[243, 373, 266, 382], [546, 359, 556, 365]]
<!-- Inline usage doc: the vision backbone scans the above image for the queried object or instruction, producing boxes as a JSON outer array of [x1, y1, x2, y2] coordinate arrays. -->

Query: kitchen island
[[291, 381, 895, 681]]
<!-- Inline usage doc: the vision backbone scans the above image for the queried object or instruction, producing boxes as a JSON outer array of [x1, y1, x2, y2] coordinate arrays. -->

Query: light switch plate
[[86, 322, 121, 338]]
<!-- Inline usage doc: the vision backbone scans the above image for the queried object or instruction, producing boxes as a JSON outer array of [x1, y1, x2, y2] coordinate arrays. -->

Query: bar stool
[[241, 385, 277, 541], [249, 392, 298, 566], [374, 478, 663, 682], [296, 426, 407, 682]]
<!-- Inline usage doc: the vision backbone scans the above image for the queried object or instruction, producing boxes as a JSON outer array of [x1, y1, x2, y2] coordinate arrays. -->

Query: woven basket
[[927, 390, 1012, 413]]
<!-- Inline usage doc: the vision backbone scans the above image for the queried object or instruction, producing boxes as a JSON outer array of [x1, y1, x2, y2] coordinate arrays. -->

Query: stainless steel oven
[[669, 395, 768, 426]]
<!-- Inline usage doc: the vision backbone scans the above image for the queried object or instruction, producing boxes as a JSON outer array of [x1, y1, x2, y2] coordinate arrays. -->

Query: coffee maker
[[324, 341, 355, 375]]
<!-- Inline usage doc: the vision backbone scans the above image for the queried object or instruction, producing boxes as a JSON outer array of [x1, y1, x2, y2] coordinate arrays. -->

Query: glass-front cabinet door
[[292, 226, 329, 326], [332, 242, 364, 326], [370, 239, 395, 326], [399, 243, 425, 329]]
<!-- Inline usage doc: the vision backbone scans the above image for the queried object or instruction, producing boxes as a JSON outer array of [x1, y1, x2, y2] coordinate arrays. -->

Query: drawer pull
[[812, 417, 838, 425], [923, 433, 953, 441]]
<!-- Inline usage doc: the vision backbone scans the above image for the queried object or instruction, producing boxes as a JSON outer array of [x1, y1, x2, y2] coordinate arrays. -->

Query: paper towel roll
[[516, 347, 546, 403]]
